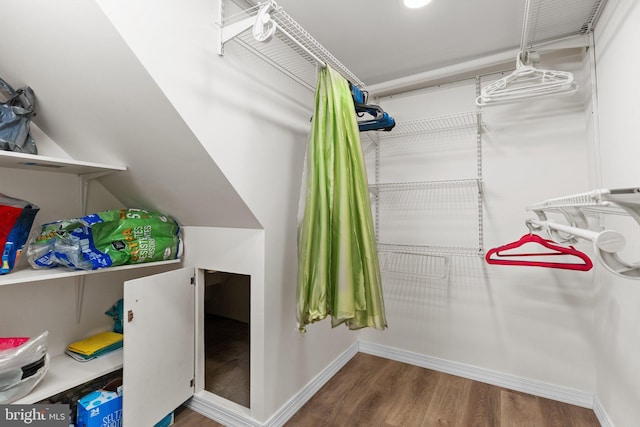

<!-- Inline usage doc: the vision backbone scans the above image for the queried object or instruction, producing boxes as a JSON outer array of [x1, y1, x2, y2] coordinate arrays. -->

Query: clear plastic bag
[[0, 331, 49, 403]]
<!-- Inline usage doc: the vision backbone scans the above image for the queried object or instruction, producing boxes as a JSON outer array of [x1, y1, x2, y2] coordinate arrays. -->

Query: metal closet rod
[[526, 187, 640, 279], [520, 0, 534, 52], [277, 25, 326, 69], [527, 218, 625, 253]]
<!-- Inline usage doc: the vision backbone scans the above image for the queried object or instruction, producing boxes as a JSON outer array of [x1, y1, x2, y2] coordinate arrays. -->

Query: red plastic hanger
[[485, 233, 593, 271]]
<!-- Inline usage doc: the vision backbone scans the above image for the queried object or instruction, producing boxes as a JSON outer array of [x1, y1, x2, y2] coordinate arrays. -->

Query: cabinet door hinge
[[127, 310, 134, 322], [190, 378, 195, 388], [190, 276, 195, 285]]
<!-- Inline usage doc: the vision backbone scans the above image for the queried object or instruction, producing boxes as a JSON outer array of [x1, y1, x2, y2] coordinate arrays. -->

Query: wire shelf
[[369, 179, 480, 196], [372, 180, 483, 253], [380, 112, 480, 138], [521, 0, 608, 49], [527, 189, 618, 211], [378, 250, 449, 280], [218, 0, 365, 92], [527, 188, 640, 223], [378, 243, 482, 257]]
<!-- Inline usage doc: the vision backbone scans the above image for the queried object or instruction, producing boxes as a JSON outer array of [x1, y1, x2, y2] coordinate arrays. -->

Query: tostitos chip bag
[[27, 209, 181, 270], [0, 194, 39, 274]]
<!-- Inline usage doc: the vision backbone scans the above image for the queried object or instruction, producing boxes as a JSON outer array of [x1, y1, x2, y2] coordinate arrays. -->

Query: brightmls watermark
[[0, 405, 69, 426]]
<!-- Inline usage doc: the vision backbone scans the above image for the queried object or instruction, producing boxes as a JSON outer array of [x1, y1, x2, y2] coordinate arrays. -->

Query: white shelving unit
[[1, 150, 183, 405], [369, 111, 484, 262]]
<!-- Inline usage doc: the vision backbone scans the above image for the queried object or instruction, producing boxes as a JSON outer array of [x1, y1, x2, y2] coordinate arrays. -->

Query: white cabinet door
[[123, 267, 195, 426]]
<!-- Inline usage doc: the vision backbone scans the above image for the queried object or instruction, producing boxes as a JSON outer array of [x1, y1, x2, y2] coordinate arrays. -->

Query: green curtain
[[297, 66, 387, 333]]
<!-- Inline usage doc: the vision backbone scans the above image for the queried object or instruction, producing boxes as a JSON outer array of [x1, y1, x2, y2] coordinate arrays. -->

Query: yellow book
[[67, 331, 123, 357]]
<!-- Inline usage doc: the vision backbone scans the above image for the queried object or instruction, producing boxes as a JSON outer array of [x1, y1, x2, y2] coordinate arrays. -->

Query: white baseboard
[[189, 392, 261, 427], [265, 341, 359, 427], [358, 340, 595, 409], [188, 341, 359, 427], [190, 340, 603, 425], [593, 396, 614, 427]]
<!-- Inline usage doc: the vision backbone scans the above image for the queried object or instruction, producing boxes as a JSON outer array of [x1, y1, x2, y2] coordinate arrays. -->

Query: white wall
[[94, 0, 357, 423], [593, 0, 640, 425], [359, 50, 597, 397], [0, 0, 258, 229], [0, 0, 356, 422]]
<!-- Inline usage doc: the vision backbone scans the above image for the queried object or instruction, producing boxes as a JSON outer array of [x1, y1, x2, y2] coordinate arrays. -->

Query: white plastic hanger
[[476, 51, 578, 106]]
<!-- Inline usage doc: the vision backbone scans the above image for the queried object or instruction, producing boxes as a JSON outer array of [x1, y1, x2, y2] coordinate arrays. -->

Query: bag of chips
[[0, 194, 39, 274], [27, 209, 181, 270]]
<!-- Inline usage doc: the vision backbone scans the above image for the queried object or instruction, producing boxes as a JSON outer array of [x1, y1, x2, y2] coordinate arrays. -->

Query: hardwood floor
[[174, 353, 600, 426], [204, 314, 250, 408], [173, 406, 224, 427], [286, 353, 600, 427]]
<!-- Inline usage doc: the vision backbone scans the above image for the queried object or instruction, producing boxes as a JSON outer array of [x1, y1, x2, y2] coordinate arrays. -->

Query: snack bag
[[27, 209, 181, 270], [0, 194, 39, 274]]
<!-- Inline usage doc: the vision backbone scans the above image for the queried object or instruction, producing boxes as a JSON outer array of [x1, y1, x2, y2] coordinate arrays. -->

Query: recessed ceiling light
[[404, 0, 432, 8]]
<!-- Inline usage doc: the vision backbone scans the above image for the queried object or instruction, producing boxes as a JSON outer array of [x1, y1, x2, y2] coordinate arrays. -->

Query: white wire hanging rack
[[217, 0, 365, 92]]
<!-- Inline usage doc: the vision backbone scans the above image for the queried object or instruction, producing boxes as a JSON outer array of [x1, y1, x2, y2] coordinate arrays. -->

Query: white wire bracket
[[217, 0, 365, 91], [527, 188, 640, 279]]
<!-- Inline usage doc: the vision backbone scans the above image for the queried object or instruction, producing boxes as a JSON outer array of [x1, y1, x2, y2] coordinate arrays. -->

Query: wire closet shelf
[[367, 104, 485, 259], [379, 112, 480, 138], [526, 188, 640, 279], [520, 0, 608, 50], [378, 243, 481, 258], [217, 0, 365, 92], [369, 178, 481, 197]]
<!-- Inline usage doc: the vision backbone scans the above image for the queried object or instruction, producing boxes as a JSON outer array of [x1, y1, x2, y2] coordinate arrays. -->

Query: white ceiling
[[273, 0, 525, 85], [240, 0, 607, 87]]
